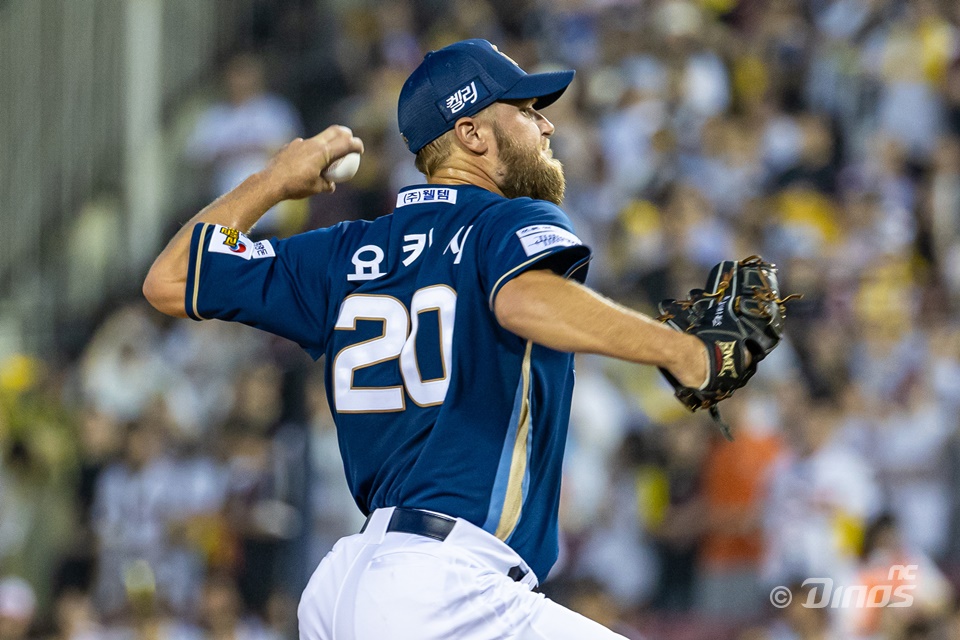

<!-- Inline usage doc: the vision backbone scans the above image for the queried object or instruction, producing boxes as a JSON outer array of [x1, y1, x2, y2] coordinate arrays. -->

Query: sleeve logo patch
[[252, 240, 275, 258], [208, 225, 275, 260], [219, 227, 245, 253], [516, 225, 582, 257]]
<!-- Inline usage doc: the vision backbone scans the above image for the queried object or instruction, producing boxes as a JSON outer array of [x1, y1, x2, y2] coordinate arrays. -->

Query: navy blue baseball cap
[[398, 39, 575, 153]]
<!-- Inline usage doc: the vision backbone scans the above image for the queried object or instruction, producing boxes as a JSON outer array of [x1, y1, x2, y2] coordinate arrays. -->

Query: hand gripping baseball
[[265, 126, 364, 200], [657, 256, 802, 440]]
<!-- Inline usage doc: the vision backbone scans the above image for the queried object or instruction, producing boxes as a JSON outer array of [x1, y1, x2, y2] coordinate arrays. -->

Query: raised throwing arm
[[142, 126, 363, 317]]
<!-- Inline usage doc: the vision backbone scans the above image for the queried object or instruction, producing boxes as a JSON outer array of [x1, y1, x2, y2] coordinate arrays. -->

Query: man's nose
[[536, 111, 555, 136]]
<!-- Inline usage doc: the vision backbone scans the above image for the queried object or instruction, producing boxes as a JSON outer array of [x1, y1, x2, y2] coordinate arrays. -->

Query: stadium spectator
[[698, 397, 784, 618], [0, 577, 35, 640], [762, 399, 881, 588], [185, 53, 304, 236], [90, 416, 178, 617], [845, 513, 952, 639], [198, 574, 280, 640]]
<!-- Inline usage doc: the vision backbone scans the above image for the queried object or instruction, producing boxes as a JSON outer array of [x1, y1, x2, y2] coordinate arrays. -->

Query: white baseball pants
[[298, 507, 628, 639]]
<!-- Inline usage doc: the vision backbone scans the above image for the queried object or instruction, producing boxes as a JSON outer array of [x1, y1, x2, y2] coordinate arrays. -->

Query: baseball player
[[144, 39, 708, 640]]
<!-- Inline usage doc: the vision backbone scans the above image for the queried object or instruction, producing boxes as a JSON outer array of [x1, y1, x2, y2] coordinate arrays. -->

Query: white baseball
[[322, 152, 361, 183]]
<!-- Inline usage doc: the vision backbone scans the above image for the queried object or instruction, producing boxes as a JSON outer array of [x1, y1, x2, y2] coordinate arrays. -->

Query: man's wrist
[[204, 172, 286, 234], [249, 169, 288, 205], [670, 333, 709, 390], [694, 337, 710, 390]]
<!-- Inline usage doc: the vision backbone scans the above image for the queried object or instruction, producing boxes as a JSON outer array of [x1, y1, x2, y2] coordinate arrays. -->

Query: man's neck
[[428, 165, 504, 198]]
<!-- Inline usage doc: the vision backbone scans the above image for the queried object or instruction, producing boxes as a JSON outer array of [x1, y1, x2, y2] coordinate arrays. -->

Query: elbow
[[142, 267, 188, 318], [141, 273, 162, 310]]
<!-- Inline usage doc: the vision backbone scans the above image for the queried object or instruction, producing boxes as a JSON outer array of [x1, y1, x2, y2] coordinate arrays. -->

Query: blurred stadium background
[[3, 0, 960, 638]]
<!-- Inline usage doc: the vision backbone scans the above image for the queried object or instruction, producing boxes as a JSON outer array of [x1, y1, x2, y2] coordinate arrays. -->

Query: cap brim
[[500, 70, 575, 109]]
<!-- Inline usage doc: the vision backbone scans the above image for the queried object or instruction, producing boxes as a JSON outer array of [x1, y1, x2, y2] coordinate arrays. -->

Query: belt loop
[[507, 565, 527, 582], [359, 507, 395, 543]]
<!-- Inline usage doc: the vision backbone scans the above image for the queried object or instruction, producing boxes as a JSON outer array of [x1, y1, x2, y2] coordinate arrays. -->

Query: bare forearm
[[495, 270, 707, 387], [142, 172, 282, 317], [143, 126, 364, 318]]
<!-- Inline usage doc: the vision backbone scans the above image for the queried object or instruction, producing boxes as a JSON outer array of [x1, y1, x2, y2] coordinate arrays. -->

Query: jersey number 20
[[333, 286, 456, 412]]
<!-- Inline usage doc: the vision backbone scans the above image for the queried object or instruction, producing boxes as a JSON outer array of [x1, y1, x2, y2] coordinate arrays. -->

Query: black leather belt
[[361, 508, 529, 583]]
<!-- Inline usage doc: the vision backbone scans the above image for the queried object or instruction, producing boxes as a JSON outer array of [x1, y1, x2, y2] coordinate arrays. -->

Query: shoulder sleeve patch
[[516, 225, 582, 257], [207, 225, 275, 260]]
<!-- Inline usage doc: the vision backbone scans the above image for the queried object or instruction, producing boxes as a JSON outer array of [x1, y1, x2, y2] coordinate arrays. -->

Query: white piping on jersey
[[191, 223, 211, 320], [494, 340, 533, 541], [566, 256, 590, 281], [488, 255, 546, 311]]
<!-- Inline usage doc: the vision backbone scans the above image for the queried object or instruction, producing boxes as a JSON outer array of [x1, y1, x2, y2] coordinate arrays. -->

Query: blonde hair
[[414, 131, 454, 177]]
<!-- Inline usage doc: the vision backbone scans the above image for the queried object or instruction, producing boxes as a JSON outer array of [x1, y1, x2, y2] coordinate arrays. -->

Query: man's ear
[[452, 116, 491, 155]]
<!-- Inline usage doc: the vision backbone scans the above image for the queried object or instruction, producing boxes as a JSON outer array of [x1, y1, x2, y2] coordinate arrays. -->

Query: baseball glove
[[657, 256, 801, 440]]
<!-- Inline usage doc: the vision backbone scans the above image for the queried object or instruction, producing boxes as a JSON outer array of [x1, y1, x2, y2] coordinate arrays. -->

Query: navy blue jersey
[[185, 184, 590, 580]]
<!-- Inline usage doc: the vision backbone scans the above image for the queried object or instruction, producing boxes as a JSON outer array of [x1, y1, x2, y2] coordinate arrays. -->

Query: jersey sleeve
[[184, 222, 336, 357], [478, 199, 591, 310]]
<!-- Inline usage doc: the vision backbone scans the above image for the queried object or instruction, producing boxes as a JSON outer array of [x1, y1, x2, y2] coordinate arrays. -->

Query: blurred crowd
[[7, 0, 960, 638]]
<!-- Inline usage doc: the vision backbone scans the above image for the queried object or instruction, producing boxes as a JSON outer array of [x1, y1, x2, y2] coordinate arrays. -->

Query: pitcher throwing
[[144, 39, 742, 640]]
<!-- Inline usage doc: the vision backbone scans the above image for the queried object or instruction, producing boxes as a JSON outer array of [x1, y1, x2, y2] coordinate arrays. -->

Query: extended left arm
[[494, 269, 708, 389]]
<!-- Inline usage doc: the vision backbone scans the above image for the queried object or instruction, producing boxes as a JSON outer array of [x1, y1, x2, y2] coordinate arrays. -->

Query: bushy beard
[[493, 125, 566, 205]]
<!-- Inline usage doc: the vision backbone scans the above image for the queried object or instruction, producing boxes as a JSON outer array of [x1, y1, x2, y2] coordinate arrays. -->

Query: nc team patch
[[251, 240, 275, 259], [208, 225, 275, 260], [397, 188, 458, 208], [516, 225, 582, 257]]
